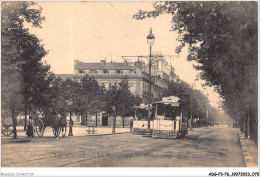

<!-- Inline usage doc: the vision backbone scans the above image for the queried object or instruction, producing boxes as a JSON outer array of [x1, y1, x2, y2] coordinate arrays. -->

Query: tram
[[133, 96, 188, 138], [132, 104, 153, 135], [152, 96, 188, 138]]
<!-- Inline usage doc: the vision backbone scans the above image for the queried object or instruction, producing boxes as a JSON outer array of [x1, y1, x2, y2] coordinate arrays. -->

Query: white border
[[1, 0, 259, 177]]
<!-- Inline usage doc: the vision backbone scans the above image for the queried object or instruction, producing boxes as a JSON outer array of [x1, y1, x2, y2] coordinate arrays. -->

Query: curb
[[85, 132, 131, 136], [238, 129, 256, 167], [2, 139, 31, 144]]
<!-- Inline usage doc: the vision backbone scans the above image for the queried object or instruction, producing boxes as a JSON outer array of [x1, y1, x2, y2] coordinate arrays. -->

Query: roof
[[75, 61, 139, 70], [55, 74, 74, 80], [153, 96, 180, 106], [134, 104, 149, 109]]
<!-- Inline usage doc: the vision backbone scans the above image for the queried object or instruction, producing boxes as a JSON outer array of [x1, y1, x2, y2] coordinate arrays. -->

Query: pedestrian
[[130, 119, 133, 132], [26, 115, 34, 137], [68, 119, 74, 136]]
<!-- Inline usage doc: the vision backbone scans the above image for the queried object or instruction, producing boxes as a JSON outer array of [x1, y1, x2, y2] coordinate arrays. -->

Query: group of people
[[26, 113, 74, 137], [26, 116, 133, 137]]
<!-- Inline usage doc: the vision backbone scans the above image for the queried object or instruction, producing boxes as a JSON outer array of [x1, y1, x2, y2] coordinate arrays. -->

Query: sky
[[27, 1, 220, 108]]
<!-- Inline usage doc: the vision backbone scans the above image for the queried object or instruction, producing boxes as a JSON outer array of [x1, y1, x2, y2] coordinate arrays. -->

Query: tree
[[104, 85, 119, 133], [1, 71, 23, 138], [78, 74, 103, 126], [104, 77, 141, 132], [134, 2, 257, 142], [2, 2, 47, 137], [164, 80, 214, 126], [117, 78, 142, 128]]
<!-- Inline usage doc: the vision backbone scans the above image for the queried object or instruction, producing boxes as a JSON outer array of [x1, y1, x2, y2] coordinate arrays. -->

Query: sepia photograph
[[1, 1, 258, 176]]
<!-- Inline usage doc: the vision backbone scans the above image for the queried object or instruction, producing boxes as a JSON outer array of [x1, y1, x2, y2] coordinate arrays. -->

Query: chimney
[[124, 60, 127, 66], [101, 60, 106, 65], [74, 60, 79, 75]]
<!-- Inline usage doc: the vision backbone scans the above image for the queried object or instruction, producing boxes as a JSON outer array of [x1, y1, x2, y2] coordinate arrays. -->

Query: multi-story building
[[73, 57, 177, 102], [56, 56, 178, 127]]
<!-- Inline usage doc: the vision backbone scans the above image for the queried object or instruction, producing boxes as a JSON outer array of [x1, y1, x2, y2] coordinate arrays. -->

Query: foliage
[[79, 75, 104, 115], [2, 2, 49, 112], [134, 2, 257, 141], [1, 2, 48, 137], [104, 77, 141, 118], [164, 81, 212, 121]]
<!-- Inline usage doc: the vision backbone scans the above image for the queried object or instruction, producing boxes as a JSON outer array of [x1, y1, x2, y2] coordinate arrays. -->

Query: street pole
[[68, 100, 73, 136], [147, 45, 152, 132], [146, 28, 155, 135], [68, 108, 73, 136]]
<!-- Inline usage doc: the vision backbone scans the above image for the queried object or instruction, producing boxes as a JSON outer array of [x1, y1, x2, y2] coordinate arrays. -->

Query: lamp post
[[146, 28, 155, 134], [67, 100, 73, 136]]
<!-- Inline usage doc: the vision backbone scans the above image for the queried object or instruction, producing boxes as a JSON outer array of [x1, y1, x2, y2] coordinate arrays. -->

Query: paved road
[[1, 126, 245, 167]]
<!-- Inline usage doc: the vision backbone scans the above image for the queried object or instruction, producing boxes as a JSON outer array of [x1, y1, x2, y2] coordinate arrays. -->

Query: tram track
[[2, 134, 155, 167], [56, 137, 174, 167]]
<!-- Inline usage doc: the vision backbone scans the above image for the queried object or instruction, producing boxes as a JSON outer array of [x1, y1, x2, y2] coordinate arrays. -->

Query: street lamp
[[146, 28, 155, 134], [67, 100, 73, 136]]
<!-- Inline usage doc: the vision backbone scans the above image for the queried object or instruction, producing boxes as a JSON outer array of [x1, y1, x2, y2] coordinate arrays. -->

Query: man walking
[[68, 119, 74, 136], [130, 119, 133, 132]]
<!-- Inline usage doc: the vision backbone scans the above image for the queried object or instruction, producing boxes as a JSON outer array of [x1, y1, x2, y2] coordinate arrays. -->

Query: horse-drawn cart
[[32, 115, 67, 138]]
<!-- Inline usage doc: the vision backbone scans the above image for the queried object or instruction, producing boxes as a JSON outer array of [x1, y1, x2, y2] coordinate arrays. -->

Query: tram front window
[[157, 105, 164, 116], [136, 109, 148, 120], [165, 105, 173, 118]]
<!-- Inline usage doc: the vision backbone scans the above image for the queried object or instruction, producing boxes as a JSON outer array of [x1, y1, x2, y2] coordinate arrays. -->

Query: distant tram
[[133, 96, 188, 138], [133, 104, 151, 134], [152, 96, 188, 138]]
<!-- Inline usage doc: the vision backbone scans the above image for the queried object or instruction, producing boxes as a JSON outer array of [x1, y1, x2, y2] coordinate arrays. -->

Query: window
[[157, 105, 164, 116], [78, 69, 84, 74], [103, 70, 109, 74], [116, 70, 121, 74], [101, 81, 109, 90]]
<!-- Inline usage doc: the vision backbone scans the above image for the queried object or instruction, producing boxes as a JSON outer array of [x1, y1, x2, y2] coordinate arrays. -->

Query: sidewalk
[[72, 126, 131, 136], [238, 129, 258, 167], [1, 126, 131, 140], [244, 137, 258, 166]]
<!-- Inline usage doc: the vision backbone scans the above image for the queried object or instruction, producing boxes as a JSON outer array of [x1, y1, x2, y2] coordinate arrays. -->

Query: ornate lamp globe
[[147, 28, 155, 46]]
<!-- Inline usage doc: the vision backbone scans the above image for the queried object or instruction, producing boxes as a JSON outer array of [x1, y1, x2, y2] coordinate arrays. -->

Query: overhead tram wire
[[106, 1, 146, 39], [43, 21, 121, 59], [177, 60, 197, 86]]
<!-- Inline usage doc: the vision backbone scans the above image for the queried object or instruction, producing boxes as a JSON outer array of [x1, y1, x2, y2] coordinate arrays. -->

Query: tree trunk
[[12, 109, 17, 139], [122, 117, 125, 128], [112, 115, 116, 134], [81, 113, 85, 126], [24, 109, 27, 131], [96, 113, 98, 127], [85, 112, 88, 127], [245, 106, 249, 138]]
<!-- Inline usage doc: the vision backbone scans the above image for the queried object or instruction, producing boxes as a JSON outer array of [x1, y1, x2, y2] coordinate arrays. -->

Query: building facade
[[73, 57, 178, 102], [56, 57, 178, 127]]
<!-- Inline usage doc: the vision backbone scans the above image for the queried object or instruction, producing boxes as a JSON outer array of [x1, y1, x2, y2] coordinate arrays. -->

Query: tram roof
[[153, 96, 180, 106], [153, 101, 180, 106], [133, 104, 148, 109]]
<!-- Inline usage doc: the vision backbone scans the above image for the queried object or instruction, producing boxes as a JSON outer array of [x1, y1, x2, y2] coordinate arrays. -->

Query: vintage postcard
[[1, 1, 258, 176]]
